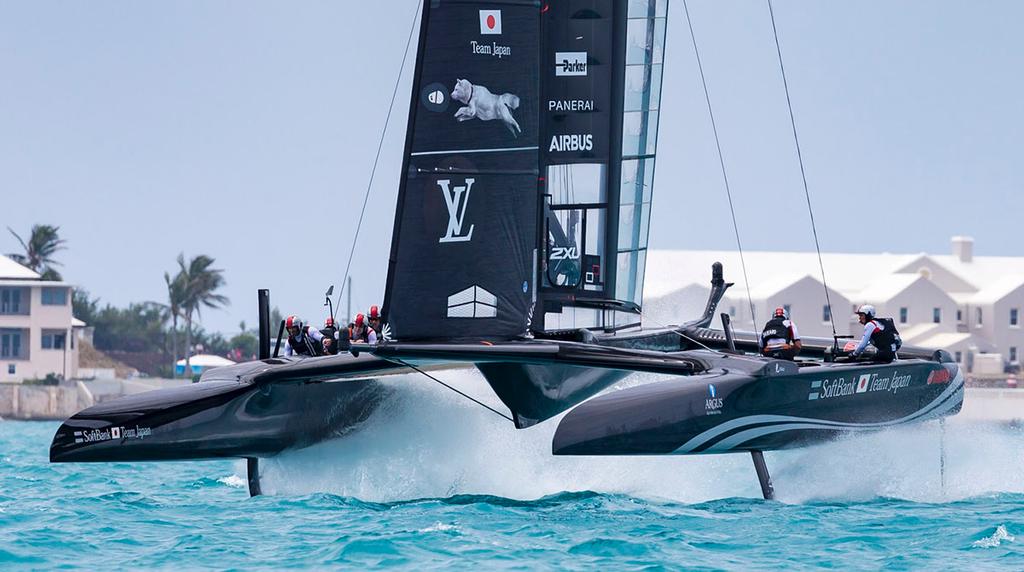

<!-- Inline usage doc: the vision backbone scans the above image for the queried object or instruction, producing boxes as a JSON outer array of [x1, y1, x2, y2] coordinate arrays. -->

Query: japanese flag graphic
[[856, 373, 871, 393], [479, 10, 502, 35]]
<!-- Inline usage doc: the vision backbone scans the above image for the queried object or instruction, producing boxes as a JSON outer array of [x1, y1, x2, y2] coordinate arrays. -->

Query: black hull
[[553, 360, 963, 455], [50, 354, 401, 463]]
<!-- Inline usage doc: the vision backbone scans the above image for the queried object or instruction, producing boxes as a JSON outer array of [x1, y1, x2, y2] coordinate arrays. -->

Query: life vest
[[869, 318, 902, 354], [760, 317, 793, 345], [320, 326, 338, 355], [288, 329, 322, 357], [348, 325, 372, 343]]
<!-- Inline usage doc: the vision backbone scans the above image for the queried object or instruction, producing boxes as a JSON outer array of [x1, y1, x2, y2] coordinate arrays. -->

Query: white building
[[0, 254, 80, 382], [645, 237, 1020, 374]]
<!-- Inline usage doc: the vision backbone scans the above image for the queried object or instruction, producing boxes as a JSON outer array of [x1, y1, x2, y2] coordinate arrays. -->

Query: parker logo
[[555, 52, 588, 76], [479, 10, 502, 35], [437, 178, 475, 243]]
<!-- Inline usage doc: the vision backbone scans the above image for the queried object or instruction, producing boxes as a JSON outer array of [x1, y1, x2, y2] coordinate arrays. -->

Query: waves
[[258, 368, 1024, 504]]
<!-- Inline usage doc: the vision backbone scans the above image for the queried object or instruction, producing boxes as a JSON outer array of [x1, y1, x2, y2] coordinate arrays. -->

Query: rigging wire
[[388, 357, 515, 422], [766, 0, 839, 339], [332, 0, 422, 321], [682, 0, 758, 330]]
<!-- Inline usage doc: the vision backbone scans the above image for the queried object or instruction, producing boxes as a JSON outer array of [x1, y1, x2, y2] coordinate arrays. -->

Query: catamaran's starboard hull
[[553, 360, 963, 455], [50, 355, 399, 463]]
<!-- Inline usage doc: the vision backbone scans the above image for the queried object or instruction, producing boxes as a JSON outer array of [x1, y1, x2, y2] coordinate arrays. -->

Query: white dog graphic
[[451, 78, 521, 137]]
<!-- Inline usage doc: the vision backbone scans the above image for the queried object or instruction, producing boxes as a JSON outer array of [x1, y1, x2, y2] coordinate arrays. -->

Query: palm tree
[[164, 270, 187, 377], [7, 224, 67, 280], [176, 254, 229, 376]]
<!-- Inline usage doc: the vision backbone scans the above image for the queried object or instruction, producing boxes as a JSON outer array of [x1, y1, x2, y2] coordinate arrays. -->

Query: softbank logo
[[437, 178, 475, 243]]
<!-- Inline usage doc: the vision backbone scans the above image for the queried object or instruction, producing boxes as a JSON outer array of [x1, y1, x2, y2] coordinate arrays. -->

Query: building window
[[7, 364, 14, 375], [42, 330, 67, 350], [1011, 308, 1019, 327], [0, 288, 26, 315], [729, 306, 736, 317], [1010, 347, 1019, 363], [933, 308, 941, 324], [955, 351, 963, 363], [976, 307, 983, 326], [0, 330, 26, 359], [822, 305, 831, 322], [957, 309, 963, 322], [783, 304, 791, 316], [41, 287, 68, 306], [899, 307, 908, 324]]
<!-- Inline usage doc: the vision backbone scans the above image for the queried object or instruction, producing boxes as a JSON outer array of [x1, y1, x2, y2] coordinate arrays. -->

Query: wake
[[252, 368, 1024, 504]]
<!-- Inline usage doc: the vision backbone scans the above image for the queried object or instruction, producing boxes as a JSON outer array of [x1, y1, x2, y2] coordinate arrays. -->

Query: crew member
[[284, 315, 325, 357], [349, 313, 378, 344], [320, 317, 339, 355], [851, 304, 901, 363], [367, 305, 384, 341], [759, 306, 802, 360]]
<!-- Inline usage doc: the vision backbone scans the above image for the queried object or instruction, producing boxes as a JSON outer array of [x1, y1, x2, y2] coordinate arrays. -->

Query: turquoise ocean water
[[2, 372, 1024, 569]]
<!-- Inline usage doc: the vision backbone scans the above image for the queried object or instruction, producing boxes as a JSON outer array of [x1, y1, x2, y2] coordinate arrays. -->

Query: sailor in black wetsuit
[[851, 304, 901, 363], [759, 306, 802, 360], [349, 313, 378, 345], [367, 305, 384, 341], [284, 315, 325, 357], [320, 317, 339, 355]]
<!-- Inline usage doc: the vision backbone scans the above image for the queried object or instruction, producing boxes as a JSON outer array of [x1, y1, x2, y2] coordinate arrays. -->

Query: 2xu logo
[[437, 178, 475, 243], [549, 246, 580, 261]]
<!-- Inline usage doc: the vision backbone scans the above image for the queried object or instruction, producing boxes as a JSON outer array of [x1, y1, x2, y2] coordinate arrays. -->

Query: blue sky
[[2, 1, 1021, 334]]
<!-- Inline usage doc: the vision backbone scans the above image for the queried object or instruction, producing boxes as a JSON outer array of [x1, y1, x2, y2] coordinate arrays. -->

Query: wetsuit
[[851, 319, 899, 362], [285, 326, 325, 357]]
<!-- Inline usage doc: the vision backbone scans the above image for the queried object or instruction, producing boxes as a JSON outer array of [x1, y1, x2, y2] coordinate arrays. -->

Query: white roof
[[645, 250, 920, 300], [645, 247, 1024, 306], [72, 318, 87, 328], [969, 276, 1024, 305], [898, 322, 941, 343], [852, 273, 923, 303], [176, 354, 236, 368], [0, 254, 40, 280]]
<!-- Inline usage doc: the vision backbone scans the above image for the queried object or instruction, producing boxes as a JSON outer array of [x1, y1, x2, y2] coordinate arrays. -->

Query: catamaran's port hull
[[553, 360, 963, 455]]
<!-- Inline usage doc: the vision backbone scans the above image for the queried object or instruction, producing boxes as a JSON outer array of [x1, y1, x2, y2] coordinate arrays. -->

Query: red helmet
[[355, 313, 365, 326], [325, 317, 335, 328], [285, 315, 303, 330], [369, 305, 380, 320], [774, 307, 786, 318]]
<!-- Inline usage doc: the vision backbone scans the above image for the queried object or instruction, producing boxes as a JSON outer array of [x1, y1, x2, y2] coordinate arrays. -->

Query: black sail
[[384, 1, 542, 341], [384, 0, 668, 341]]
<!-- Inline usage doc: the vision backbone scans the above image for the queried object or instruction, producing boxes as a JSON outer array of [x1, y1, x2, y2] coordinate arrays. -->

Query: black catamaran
[[50, 0, 963, 499]]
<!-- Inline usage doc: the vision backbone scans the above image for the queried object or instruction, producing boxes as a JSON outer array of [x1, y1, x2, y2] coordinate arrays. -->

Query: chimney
[[951, 236, 974, 263]]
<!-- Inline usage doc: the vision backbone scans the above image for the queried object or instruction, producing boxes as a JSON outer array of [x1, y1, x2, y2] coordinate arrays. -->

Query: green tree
[[7, 224, 67, 280], [176, 254, 229, 374], [164, 271, 187, 377]]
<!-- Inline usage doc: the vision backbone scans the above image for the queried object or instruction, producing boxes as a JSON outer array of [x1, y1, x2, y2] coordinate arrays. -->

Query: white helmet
[[856, 304, 876, 318]]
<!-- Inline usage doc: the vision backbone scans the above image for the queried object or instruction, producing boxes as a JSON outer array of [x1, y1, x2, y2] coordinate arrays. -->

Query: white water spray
[[248, 368, 1024, 503]]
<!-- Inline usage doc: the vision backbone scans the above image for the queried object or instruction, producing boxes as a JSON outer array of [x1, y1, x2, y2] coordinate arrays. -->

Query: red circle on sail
[[486, 15, 496, 29]]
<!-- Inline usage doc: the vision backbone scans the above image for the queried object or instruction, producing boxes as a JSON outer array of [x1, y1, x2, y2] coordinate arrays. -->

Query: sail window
[[627, 0, 668, 19], [545, 164, 608, 292]]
